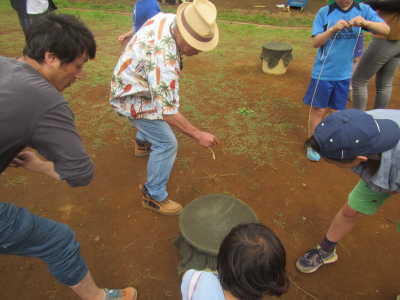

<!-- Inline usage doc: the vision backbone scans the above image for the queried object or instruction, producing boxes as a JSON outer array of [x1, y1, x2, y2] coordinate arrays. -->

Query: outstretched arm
[[163, 112, 219, 148]]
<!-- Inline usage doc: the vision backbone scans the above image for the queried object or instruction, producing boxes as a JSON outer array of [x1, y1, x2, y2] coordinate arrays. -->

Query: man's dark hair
[[23, 13, 96, 64], [217, 223, 289, 299]]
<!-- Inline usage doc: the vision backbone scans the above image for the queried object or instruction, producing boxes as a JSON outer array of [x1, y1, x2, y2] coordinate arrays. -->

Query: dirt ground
[[1, 1, 400, 300]]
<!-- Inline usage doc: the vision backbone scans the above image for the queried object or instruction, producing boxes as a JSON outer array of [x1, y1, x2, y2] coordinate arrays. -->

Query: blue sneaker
[[104, 287, 137, 300], [306, 147, 320, 162]]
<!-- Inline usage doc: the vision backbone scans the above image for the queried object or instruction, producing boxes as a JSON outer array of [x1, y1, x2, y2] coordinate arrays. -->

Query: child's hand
[[348, 16, 368, 28], [331, 20, 351, 33]]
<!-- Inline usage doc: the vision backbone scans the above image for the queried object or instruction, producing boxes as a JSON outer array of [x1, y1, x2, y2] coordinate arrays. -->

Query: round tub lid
[[179, 194, 258, 255]]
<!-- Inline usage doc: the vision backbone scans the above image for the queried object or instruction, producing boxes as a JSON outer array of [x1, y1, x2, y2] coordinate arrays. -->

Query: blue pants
[[131, 119, 178, 202], [15, 8, 30, 36], [0, 203, 88, 286]]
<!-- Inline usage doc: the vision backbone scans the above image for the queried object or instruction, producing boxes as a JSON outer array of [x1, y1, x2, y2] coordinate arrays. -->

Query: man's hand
[[12, 151, 42, 171], [12, 151, 60, 180], [194, 131, 219, 148]]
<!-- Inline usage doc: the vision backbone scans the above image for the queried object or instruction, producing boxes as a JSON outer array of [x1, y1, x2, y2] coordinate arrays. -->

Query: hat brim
[[366, 118, 400, 155], [176, 2, 219, 52]]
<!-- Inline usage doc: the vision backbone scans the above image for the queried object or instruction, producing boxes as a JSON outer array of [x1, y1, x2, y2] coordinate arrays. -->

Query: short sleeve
[[312, 8, 327, 36], [363, 4, 384, 23], [192, 272, 225, 300]]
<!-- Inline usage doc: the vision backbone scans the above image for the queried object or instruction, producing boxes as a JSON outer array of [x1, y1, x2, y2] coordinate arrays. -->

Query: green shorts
[[348, 179, 391, 215]]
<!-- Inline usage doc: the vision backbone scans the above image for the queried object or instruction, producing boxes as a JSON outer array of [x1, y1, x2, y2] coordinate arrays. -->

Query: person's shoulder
[[182, 269, 196, 280], [315, 5, 330, 17], [194, 272, 224, 299], [320, 4, 330, 10], [358, 2, 370, 8], [357, 2, 374, 12], [367, 109, 400, 120], [197, 272, 221, 290], [182, 270, 219, 286], [150, 0, 161, 8], [181, 270, 224, 300], [152, 13, 176, 28], [159, 12, 176, 20], [14, 61, 66, 108], [2, 57, 61, 99], [0, 56, 23, 73], [0, 56, 15, 64]]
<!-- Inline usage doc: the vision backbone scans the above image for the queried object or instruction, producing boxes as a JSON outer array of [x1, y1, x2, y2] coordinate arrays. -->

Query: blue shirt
[[181, 270, 225, 300], [311, 3, 383, 80], [132, 0, 160, 32]]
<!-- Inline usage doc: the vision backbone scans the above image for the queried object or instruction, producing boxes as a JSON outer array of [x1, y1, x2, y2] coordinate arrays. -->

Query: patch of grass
[[219, 10, 313, 27], [57, 0, 131, 11], [55, 0, 313, 27], [237, 107, 255, 116]]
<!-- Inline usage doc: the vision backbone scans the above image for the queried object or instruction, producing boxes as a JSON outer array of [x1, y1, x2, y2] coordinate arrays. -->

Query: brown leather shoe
[[134, 140, 150, 157], [141, 185, 182, 215]]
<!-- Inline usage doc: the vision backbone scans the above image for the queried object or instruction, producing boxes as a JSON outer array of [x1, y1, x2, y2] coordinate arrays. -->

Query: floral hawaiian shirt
[[110, 13, 181, 120]]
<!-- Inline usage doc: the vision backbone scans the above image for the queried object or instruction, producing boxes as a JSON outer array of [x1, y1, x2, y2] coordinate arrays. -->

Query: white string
[[351, 26, 363, 58]]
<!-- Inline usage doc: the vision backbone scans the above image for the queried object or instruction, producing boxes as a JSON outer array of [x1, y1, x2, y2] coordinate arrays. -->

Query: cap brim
[[176, 2, 219, 52], [366, 118, 400, 155]]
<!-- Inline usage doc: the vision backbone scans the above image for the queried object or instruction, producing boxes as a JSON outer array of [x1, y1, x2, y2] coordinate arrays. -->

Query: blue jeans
[[0, 203, 88, 286], [131, 119, 178, 201]]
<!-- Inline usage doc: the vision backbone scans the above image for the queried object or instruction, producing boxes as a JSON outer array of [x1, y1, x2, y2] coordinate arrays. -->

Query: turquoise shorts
[[348, 179, 391, 215]]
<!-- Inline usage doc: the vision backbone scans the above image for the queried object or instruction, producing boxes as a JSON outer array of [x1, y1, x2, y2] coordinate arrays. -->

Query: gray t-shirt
[[0, 56, 94, 187], [353, 109, 400, 193]]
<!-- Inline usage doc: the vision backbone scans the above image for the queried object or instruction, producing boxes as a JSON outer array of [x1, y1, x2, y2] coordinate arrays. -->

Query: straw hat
[[176, 0, 219, 52]]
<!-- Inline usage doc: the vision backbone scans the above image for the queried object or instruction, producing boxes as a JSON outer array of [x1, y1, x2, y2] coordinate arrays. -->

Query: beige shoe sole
[[142, 201, 182, 216]]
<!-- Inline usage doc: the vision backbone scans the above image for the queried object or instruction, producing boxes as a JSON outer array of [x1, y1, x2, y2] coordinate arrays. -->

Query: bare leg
[[71, 271, 105, 300], [309, 107, 328, 137], [326, 203, 361, 243]]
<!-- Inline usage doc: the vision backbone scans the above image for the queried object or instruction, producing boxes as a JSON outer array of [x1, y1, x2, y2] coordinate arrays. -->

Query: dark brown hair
[[217, 223, 289, 299]]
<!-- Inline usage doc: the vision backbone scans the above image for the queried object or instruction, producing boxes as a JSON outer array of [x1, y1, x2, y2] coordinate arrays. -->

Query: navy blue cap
[[313, 109, 400, 160]]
